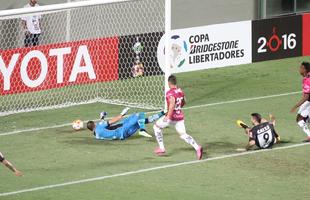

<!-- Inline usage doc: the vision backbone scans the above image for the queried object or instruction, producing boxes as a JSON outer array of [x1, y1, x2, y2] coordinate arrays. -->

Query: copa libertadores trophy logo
[[132, 37, 144, 77]]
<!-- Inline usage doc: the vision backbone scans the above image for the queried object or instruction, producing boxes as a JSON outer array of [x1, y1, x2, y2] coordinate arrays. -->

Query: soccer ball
[[72, 120, 83, 131]]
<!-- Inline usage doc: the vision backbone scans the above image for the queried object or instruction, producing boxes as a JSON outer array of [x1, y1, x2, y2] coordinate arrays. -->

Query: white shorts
[[155, 117, 186, 135], [298, 101, 310, 117]]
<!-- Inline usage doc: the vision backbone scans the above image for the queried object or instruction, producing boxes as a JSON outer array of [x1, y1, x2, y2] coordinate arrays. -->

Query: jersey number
[[175, 97, 183, 111], [257, 129, 273, 148]]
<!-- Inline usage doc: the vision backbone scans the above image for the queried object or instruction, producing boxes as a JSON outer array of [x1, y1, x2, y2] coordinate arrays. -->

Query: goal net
[[0, 0, 168, 116]]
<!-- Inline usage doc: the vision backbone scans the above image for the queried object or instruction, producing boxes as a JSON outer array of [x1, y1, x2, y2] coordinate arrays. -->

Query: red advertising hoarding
[[303, 13, 310, 56], [0, 37, 118, 95]]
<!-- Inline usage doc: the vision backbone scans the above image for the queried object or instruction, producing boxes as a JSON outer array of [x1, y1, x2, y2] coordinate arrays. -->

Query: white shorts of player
[[155, 117, 186, 135], [298, 101, 310, 117]]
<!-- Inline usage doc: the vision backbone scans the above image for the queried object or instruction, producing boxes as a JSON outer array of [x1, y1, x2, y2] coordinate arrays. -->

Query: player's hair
[[168, 75, 177, 85], [301, 62, 310, 72], [86, 121, 95, 131], [251, 113, 262, 123]]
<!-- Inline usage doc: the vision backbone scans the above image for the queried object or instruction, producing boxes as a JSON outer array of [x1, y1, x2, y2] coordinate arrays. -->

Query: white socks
[[298, 120, 310, 137], [153, 125, 165, 150], [153, 125, 200, 151], [180, 134, 200, 151]]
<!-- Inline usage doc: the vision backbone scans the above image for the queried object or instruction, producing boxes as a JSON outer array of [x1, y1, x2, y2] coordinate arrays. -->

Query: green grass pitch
[[1, 56, 310, 200]]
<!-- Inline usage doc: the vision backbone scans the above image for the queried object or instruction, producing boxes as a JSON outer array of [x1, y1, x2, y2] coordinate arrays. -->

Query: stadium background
[[0, 1, 310, 199], [1, 0, 309, 50]]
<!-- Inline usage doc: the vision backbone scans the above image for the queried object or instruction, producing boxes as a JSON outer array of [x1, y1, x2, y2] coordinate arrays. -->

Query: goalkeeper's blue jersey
[[94, 113, 141, 140], [94, 121, 123, 140]]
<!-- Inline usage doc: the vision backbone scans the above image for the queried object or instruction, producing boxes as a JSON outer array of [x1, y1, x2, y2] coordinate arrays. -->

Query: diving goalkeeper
[[87, 107, 165, 140]]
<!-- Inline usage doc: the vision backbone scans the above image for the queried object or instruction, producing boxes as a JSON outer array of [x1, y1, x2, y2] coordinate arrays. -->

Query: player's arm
[[291, 93, 310, 113], [0, 153, 22, 176], [165, 96, 175, 121], [269, 113, 276, 126], [107, 107, 130, 125], [2, 160, 23, 176], [182, 97, 186, 107], [108, 115, 123, 125]]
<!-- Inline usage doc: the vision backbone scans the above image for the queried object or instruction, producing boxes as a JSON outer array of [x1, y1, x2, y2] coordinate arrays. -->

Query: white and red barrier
[[0, 37, 118, 95]]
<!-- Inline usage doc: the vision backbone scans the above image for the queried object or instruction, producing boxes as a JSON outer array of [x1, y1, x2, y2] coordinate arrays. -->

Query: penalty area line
[[0, 142, 309, 197], [0, 91, 300, 137]]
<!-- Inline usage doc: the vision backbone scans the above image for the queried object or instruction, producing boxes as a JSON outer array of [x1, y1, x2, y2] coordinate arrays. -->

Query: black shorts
[[24, 33, 40, 47]]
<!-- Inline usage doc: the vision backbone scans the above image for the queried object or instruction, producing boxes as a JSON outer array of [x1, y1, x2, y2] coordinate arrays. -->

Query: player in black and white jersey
[[236, 113, 280, 151]]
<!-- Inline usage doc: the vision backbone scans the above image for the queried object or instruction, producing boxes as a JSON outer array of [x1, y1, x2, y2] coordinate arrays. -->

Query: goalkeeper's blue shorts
[[119, 113, 142, 139]]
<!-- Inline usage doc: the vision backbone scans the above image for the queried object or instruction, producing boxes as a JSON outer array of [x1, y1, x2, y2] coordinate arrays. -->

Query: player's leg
[[136, 112, 152, 138], [237, 120, 250, 129], [296, 101, 310, 142], [138, 111, 165, 138], [122, 125, 140, 139], [153, 117, 170, 155], [145, 111, 165, 124], [24, 34, 31, 47], [245, 139, 256, 151], [30, 34, 36, 47], [137, 112, 146, 130], [121, 113, 152, 138], [137, 111, 165, 129], [120, 114, 140, 139], [175, 120, 203, 160], [33, 34, 40, 46], [237, 133, 257, 152], [236, 120, 252, 136]]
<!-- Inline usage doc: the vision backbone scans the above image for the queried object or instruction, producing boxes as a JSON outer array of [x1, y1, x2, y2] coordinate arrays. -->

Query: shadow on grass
[[61, 135, 153, 146], [207, 141, 240, 148], [277, 139, 292, 144]]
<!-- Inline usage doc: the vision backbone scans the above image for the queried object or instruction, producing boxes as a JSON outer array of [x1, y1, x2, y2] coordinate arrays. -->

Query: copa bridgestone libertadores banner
[[157, 21, 252, 73], [0, 38, 119, 95], [252, 15, 302, 62]]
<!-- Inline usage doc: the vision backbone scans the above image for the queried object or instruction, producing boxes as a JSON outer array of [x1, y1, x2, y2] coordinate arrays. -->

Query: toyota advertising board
[[0, 37, 119, 95]]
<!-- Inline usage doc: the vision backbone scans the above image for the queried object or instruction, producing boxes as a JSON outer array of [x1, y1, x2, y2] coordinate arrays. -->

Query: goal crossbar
[[0, 0, 132, 18]]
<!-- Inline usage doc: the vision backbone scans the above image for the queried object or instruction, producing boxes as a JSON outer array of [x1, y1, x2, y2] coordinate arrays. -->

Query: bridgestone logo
[[189, 34, 245, 64]]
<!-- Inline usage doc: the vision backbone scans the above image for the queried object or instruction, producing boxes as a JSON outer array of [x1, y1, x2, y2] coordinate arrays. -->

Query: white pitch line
[[1, 142, 309, 197], [0, 91, 301, 137], [182, 91, 301, 110]]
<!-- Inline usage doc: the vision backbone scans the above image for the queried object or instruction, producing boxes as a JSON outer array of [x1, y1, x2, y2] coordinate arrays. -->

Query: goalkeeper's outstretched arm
[[108, 107, 130, 125]]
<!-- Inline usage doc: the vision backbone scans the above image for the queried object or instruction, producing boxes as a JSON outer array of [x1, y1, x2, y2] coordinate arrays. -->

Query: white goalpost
[[0, 0, 171, 116]]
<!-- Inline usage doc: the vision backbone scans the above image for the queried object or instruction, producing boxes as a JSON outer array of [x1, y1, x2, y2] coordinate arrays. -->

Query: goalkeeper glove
[[120, 107, 130, 116]]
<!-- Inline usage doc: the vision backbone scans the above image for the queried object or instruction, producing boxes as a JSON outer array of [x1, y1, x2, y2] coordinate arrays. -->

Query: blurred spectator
[[21, 0, 42, 47]]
